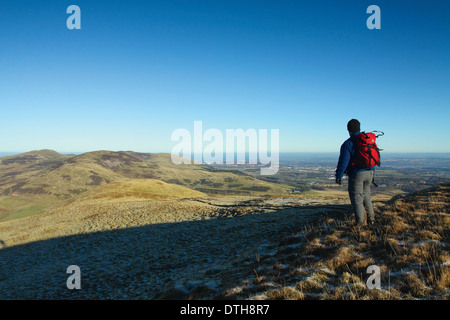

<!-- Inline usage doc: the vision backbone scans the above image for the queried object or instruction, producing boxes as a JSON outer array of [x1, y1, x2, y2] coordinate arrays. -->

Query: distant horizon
[[1, 149, 450, 160]]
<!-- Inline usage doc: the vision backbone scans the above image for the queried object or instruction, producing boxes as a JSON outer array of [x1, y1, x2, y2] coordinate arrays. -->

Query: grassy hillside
[[180, 183, 449, 300], [0, 173, 446, 299], [0, 185, 348, 299], [0, 149, 72, 193], [73, 179, 206, 202], [0, 150, 288, 221], [0, 150, 74, 221]]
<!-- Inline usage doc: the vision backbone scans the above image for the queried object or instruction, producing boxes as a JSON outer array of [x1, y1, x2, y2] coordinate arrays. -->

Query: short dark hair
[[347, 119, 360, 133]]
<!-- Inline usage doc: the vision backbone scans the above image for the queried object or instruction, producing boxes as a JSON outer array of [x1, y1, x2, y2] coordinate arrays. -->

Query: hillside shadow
[[0, 204, 352, 299]]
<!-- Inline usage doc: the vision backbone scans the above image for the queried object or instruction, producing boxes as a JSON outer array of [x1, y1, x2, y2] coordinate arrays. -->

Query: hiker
[[335, 119, 375, 226]]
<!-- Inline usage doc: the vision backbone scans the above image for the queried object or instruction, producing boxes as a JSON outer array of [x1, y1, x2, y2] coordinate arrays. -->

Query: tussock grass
[[218, 184, 450, 300], [264, 286, 305, 300]]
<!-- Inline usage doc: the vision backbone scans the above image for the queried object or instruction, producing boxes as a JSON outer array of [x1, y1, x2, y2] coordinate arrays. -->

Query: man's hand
[[335, 177, 342, 185]]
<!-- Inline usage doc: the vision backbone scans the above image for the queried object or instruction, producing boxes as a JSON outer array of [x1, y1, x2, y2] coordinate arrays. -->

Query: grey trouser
[[348, 170, 375, 226]]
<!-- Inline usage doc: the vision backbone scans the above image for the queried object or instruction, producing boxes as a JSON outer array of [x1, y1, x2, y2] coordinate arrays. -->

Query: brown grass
[[217, 183, 450, 300]]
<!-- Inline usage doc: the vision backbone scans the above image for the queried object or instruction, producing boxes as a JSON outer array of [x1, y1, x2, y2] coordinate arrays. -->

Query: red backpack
[[351, 131, 383, 169]]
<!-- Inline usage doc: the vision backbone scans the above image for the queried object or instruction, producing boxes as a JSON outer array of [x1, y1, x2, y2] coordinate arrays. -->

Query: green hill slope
[[76, 178, 207, 202], [0, 150, 288, 221]]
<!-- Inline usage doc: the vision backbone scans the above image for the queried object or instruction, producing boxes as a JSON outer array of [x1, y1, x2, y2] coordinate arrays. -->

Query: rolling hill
[[72, 179, 207, 202], [0, 150, 288, 221], [0, 177, 447, 299]]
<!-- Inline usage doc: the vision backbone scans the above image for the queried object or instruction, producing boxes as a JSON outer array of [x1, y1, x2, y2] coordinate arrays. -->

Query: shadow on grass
[[0, 204, 352, 300]]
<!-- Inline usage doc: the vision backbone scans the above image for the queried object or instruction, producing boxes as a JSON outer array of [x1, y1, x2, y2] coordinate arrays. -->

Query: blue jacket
[[335, 131, 374, 179]]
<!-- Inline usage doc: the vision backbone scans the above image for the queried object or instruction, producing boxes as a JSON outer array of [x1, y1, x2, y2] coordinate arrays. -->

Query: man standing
[[335, 119, 375, 226]]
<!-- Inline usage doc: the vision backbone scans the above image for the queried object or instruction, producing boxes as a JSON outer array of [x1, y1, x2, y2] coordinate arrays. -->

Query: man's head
[[347, 119, 360, 135]]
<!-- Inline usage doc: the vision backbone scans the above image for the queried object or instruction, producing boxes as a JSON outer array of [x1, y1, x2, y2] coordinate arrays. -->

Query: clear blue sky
[[1, 0, 449, 153]]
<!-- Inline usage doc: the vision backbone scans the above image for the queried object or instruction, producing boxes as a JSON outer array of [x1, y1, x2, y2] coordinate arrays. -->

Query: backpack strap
[[372, 130, 384, 138]]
